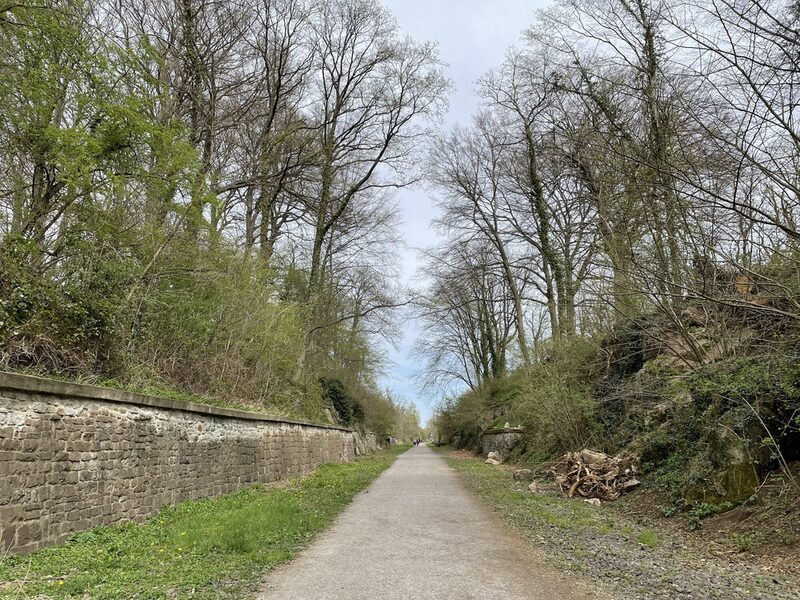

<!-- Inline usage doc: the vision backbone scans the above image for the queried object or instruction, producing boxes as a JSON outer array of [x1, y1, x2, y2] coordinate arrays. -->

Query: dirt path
[[258, 445, 604, 600]]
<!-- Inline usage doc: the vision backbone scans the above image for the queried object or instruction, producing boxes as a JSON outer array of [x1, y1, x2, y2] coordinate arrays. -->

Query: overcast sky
[[378, 0, 553, 427]]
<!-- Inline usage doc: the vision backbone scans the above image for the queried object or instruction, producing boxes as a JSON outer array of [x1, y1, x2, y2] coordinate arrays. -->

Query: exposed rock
[[583, 498, 602, 507], [481, 429, 524, 458], [619, 478, 641, 491], [485, 458, 502, 466], [352, 432, 378, 456], [353, 432, 367, 455], [487, 451, 504, 463], [684, 426, 760, 505], [528, 482, 541, 493]]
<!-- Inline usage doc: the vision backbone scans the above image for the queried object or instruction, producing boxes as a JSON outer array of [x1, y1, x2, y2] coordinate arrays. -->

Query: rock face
[[353, 432, 378, 456], [0, 372, 362, 554], [684, 426, 760, 505], [481, 427, 524, 458]]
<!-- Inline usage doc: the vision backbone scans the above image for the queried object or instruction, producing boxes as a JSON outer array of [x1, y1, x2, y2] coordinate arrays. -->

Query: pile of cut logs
[[553, 449, 640, 501]]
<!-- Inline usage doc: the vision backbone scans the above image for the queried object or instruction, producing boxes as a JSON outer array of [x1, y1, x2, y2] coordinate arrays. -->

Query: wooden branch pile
[[554, 449, 640, 501]]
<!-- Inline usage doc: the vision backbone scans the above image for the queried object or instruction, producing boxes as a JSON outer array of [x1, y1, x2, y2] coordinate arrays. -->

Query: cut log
[[552, 449, 640, 501], [580, 449, 609, 465]]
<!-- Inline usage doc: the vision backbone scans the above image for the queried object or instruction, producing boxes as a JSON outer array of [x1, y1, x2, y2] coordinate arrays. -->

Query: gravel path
[[258, 445, 604, 600], [527, 513, 800, 600]]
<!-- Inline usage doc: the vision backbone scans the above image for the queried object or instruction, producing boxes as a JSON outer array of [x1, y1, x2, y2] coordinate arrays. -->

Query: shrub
[[319, 378, 364, 427], [514, 338, 602, 457]]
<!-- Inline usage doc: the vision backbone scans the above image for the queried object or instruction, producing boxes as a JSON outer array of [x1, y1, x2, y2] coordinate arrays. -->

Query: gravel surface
[[258, 445, 604, 600], [526, 519, 800, 600]]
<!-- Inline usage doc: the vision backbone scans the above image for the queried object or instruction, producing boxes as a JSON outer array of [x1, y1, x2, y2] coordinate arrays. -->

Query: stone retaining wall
[[481, 427, 525, 458], [0, 372, 361, 554]]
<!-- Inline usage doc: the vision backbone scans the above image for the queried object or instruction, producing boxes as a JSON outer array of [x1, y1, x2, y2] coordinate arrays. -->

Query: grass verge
[[441, 450, 624, 537], [0, 446, 408, 600], [440, 449, 800, 599]]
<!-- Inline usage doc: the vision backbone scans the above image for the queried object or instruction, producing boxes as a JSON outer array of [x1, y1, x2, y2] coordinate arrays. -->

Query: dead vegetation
[[554, 449, 641, 501]]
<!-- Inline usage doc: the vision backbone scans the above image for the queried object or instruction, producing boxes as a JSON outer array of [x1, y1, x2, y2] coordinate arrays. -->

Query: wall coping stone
[[482, 427, 525, 436], [0, 371, 353, 432]]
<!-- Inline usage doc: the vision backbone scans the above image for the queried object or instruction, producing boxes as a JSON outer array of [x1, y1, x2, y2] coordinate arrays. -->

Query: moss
[[684, 461, 759, 505], [690, 357, 800, 463]]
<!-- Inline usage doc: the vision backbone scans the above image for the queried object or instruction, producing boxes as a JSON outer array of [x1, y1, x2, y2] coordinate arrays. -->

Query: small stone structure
[[0, 372, 366, 554], [481, 427, 525, 458]]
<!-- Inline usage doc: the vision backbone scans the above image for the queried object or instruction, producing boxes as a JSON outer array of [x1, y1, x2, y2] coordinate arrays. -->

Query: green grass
[[732, 533, 757, 553], [0, 446, 408, 599], [100, 378, 258, 413], [443, 451, 656, 546], [636, 529, 662, 548], [444, 453, 616, 532]]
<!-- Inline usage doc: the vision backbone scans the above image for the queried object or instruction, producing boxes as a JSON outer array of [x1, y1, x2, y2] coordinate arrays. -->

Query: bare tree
[[534, 0, 691, 311], [415, 242, 516, 392], [429, 114, 533, 363], [304, 0, 448, 302], [215, 0, 316, 262]]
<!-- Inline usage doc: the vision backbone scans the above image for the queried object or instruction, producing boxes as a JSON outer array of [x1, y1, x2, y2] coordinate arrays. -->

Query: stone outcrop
[[353, 431, 378, 455], [0, 372, 362, 554]]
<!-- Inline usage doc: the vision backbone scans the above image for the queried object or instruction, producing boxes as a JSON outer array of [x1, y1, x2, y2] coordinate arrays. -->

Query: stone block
[[0, 525, 15, 550], [15, 522, 41, 547], [0, 383, 354, 554]]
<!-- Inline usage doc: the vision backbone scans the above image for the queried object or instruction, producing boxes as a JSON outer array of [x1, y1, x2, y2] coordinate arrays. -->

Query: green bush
[[319, 377, 364, 427], [513, 338, 602, 457], [433, 337, 601, 457]]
